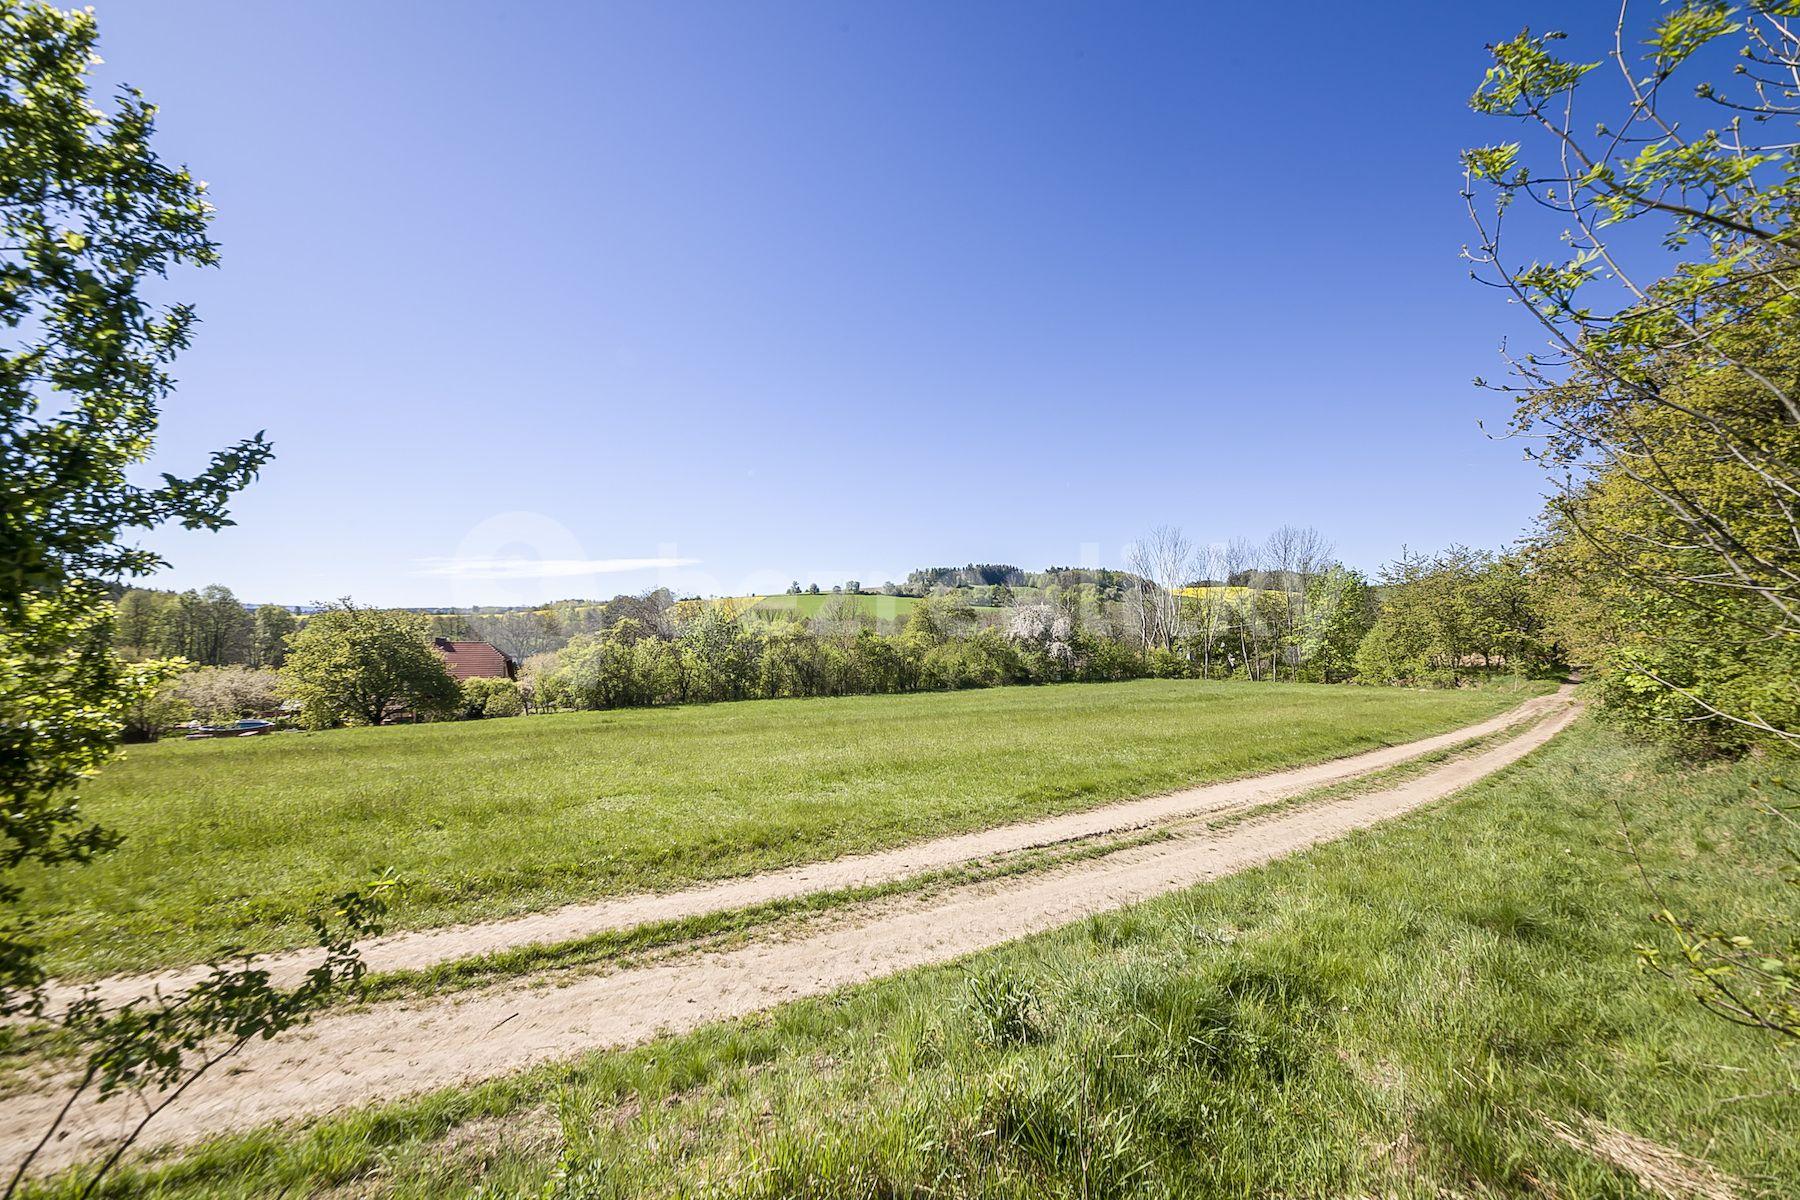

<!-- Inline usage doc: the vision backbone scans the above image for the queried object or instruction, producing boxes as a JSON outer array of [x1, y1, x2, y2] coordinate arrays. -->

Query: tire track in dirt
[[1, 690, 1578, 1175]]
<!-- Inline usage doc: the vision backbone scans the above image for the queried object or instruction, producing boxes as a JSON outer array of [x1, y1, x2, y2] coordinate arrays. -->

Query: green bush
[[462, 677, 523, 718]]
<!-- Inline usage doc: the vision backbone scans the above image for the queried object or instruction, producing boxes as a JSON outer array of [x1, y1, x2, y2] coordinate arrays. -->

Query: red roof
[[433, 639, 515, 680]]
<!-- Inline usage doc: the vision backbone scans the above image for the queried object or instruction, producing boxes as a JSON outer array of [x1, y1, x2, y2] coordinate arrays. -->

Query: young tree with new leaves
[[0, 0, 274, 1010], [1463, 3, 1799, 750], [1465, 1, 1799, 1040], [281, 602, 462, 727], [0, 7, 390, 1186]]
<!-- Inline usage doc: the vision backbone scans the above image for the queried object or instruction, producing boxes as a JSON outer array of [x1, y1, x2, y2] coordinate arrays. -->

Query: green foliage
[[907, 563, 1022, 589], [1465, 4, 1800, 752], [172, 585, 251, 666], [1300, 566, 1372, 683], [677, 604, 761, 703], [11, 874, 397, 1190], [459, 676, 524, 720], [481, 680, 524, 718], [0, 587, 155, 998], [1538, 368, 1800, 755], [0, 11, 395, 1190], [519, 594, 1165, 712], [112, 586, 273, 667], [1465, 3, 1800, 1050], [1356, 547, 1560, 686], [278, 602, 461, 728], [1468, 28, 1596, 117], [845, 628, 912, 693], [120, 668, 194, 743], [0, 4, 270, 603], [920, 629, 1028, 690], [250, 605, 297, 669], [0, 0, 267, 1011], [965, 968, 1041, 1047], [1357, 551, 1452, 685], [1142, 646, 1186, 678], [902, 591, 977, 646], [759, 622, 829, 698], [1352, 616, 1426, 688], [111, 588, 167, 659]]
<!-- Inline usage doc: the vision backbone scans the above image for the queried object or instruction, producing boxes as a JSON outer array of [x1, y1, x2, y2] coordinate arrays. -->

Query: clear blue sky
[[96, 0, 1589, 607]]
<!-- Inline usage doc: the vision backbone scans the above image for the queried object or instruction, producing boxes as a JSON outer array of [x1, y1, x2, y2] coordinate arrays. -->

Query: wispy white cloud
[[413, 556, 698, 581]]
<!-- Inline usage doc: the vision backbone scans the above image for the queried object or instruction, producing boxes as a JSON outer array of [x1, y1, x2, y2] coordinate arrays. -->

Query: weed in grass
[[884, 1012, 945, 1076], [965, 969, 1042, 1048], [975, 1058, 1157, 1194]]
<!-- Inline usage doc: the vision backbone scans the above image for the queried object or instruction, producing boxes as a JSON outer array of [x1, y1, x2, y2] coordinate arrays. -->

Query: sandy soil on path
[[42, 688, 1570, 1014], [2, 689, 1578, 1175]]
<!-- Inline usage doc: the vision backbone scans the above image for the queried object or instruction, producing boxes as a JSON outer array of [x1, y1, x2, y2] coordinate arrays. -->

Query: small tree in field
[[281, 601, 462, 727]]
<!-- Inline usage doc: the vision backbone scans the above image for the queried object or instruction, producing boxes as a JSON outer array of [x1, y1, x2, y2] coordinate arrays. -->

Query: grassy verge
[[19, 678, 1547, 978], [29, 716, 1795, 1199]]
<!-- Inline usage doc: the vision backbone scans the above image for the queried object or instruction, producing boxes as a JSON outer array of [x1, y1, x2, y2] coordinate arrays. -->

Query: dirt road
[[42, 686, 1571, 1014], [2, 688, 1578, 1175]]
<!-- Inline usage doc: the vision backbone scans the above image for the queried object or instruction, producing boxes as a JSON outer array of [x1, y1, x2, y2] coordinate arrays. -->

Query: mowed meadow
[[23, 679, 1547, 978], [49, 719, 1797, 1200]]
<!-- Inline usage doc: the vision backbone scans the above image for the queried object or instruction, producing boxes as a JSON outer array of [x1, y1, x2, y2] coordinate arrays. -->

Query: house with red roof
[[432, 638, 516, 681]]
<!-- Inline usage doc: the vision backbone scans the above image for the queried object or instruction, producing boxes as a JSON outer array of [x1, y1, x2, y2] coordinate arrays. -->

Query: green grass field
[[42, 718, 1795, 1199], [22, 680, 1545, 978], [745, 592, 924, 619]]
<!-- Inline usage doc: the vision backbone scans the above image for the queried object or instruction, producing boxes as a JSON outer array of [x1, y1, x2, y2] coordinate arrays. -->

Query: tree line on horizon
[[105, 522, 1569, 738], [509, 534, 1558, 717], [110, 583, 296, 667], [109, 535, 1556, 684], [112, 526, 1551, 738]]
